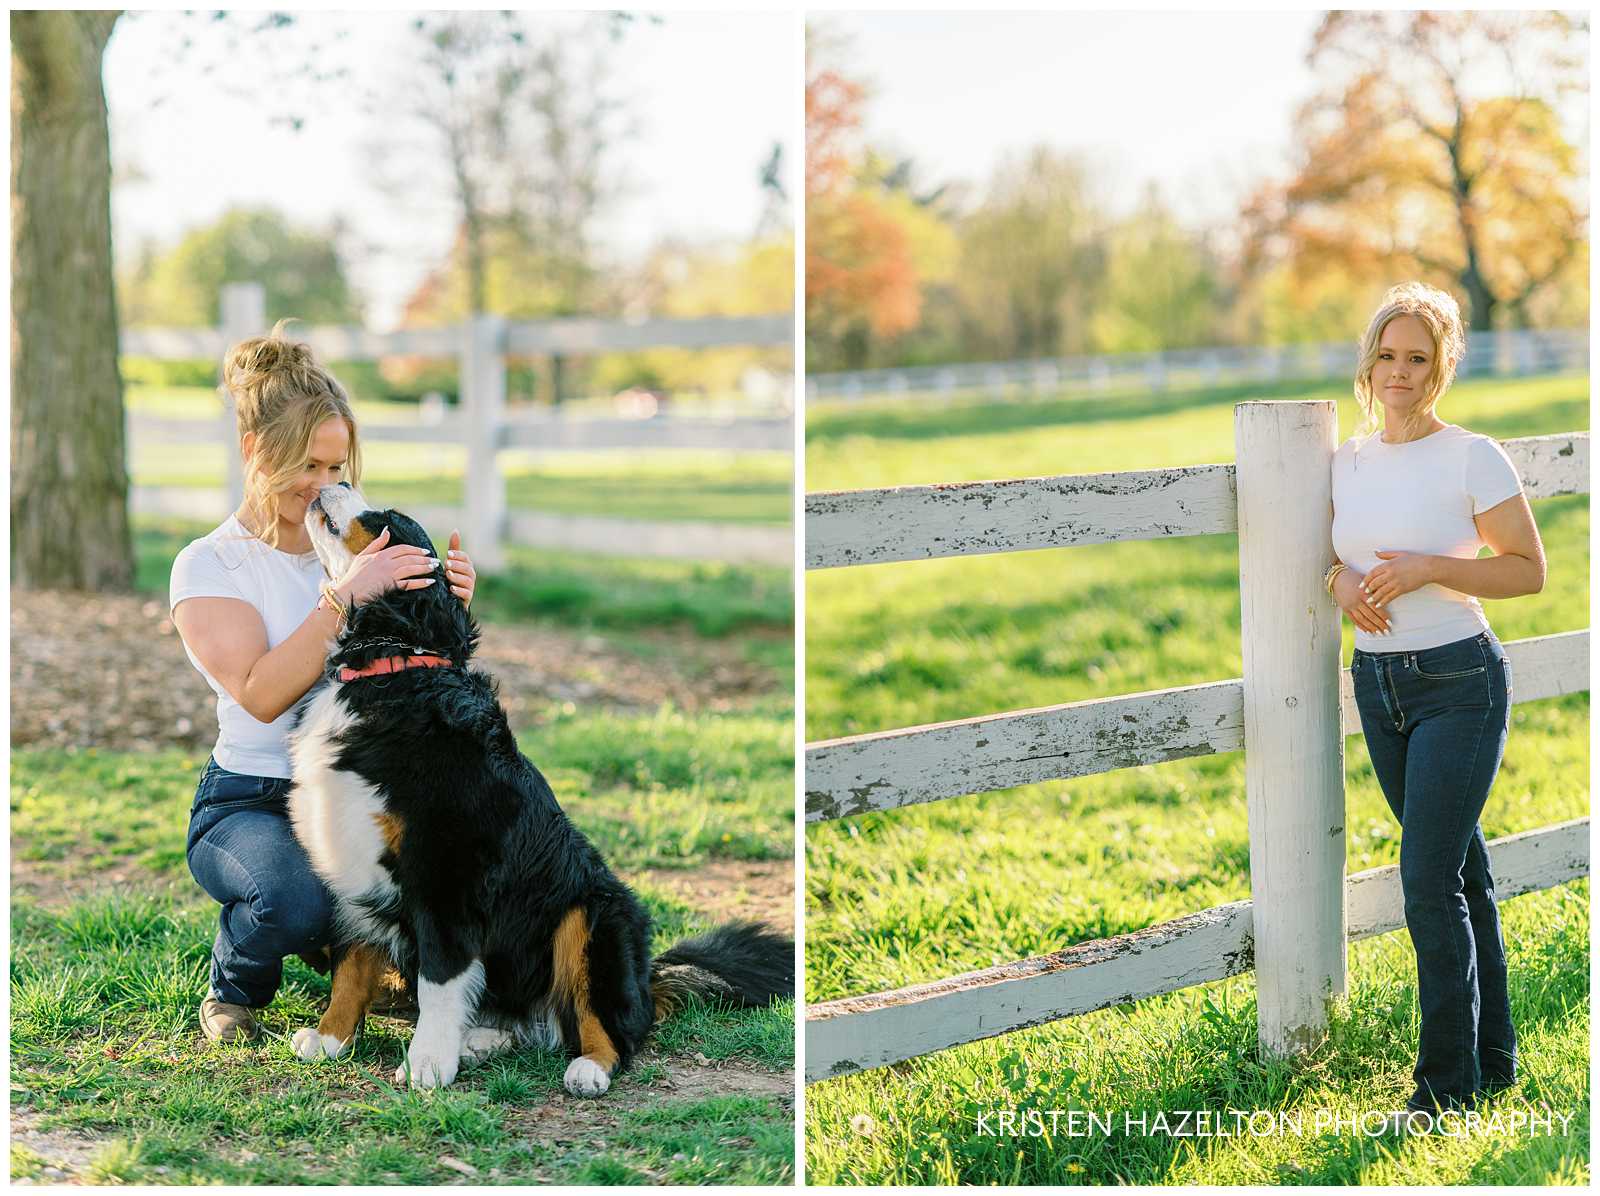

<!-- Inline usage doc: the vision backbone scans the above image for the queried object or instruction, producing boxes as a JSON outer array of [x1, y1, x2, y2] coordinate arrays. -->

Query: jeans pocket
[[194, 767, 272, 814], [1413, 639, 1487, 680]]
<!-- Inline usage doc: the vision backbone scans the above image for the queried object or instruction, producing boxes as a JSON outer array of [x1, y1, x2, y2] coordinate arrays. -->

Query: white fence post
[[219, 282, 266, 511], [462, 314, 507, 572], [1234, 399, 1346, 1058]]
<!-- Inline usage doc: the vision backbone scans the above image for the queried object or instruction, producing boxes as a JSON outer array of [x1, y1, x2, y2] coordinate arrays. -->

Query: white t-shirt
[[1331, 423, 1524, 653], [169, 515, 330, 778]]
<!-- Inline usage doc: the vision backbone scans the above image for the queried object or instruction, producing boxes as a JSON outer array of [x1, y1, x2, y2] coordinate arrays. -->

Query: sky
[[105, 10, 795, 329], [820, 10, 1589, 229]]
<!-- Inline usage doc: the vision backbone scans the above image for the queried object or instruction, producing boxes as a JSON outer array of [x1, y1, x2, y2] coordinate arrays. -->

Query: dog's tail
[[650, 920, 794, 1023]]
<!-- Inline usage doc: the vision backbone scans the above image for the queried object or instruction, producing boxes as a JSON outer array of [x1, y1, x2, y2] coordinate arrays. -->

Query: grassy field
[[12, 530, 797, 1183], [12, 748, 795, 1184], [128, 384, 791, 526], [804, 372, 1589, 1184]]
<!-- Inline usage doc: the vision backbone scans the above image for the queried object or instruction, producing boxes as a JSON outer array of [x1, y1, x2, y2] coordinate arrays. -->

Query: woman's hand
[[1362, 550, 1437, 611], [334, 527, 438, 605], [1333, 567, 1392, 636], [445, 529, 477, 606]]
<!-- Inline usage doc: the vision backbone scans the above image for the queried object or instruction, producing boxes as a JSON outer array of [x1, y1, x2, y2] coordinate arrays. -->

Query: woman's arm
[[173, 596, 344, 724], [172, 528, 439, 723], [1361, 494, 1545, 608], [1429, 493, 1546, 598]]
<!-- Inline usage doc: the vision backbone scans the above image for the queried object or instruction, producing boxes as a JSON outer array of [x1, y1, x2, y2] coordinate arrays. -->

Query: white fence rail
[[807, 328, 1589, 405], [804, 410, 1590, 1081], [807, 818, 1589, 1080], [126, 283, 795, 569], [805, 433, 1587, 570]]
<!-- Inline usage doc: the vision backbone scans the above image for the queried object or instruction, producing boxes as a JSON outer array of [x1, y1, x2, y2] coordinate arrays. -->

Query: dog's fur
[[285, 483, 792, 1095]]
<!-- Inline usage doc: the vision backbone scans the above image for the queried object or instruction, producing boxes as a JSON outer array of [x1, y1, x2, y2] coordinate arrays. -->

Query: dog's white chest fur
[[287, 684, 400, 947]]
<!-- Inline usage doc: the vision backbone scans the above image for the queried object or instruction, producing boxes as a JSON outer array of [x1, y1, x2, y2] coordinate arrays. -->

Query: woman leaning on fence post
[[169, 323, 479, 1044], [1324, 282, 1545, 1120]]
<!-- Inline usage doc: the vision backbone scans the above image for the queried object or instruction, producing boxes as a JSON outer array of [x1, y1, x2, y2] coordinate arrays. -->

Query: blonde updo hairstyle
[[1353, 281, 1467, 443], [222, 319, 363, 549]]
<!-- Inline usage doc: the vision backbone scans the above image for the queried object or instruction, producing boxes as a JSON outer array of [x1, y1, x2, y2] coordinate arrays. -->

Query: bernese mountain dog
[[284, 482, 792, 1096]]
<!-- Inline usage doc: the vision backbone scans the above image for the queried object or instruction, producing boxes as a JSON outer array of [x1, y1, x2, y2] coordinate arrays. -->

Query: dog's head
[[306, 482, 479, 669]]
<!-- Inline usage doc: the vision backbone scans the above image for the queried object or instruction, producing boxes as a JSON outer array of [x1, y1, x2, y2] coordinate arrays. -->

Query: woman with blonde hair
[[1325, 282, 1545, 1121], [170, 323, 479, 1044]]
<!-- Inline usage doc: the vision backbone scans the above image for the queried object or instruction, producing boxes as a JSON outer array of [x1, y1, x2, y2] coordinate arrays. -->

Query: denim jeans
[[186, 757, 336, 1007], [1350, 630, 1516, 1112]]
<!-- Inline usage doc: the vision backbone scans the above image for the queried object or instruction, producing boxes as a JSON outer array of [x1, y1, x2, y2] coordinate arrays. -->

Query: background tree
[[1243, 10, 1589, 332], [954, 147, 1108, 360], [1090, 186, 1223, 353], [13, 10, 315, 591], [118, 207, 362, 326], [11, 10, 132, 591], [805, 30, 923, 371], [369, 12, 629, 320]]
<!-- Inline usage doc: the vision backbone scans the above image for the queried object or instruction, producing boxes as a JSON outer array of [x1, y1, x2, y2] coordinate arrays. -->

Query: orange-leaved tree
[[804, 29, 921, 371], [1242, 10, 1588, 332]]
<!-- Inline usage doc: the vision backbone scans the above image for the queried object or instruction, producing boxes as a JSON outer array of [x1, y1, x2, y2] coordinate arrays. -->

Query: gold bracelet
[[318, 582, 348, 628], [1323, 562, 1348, 597]]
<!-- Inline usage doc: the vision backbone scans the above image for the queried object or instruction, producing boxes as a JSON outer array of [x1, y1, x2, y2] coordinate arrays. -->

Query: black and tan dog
[[285, 482, 792, 1095]]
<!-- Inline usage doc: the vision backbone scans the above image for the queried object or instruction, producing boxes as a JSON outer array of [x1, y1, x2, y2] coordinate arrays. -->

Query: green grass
[[11, 892, 794, 1184], [804, 372, 1589, 1183], [135, 516, 793, 640], [128, 383, 792, 526], [806, 882, 1587, 1185], [805, 372, 1586, 490], [12, 722, 794, 1184]]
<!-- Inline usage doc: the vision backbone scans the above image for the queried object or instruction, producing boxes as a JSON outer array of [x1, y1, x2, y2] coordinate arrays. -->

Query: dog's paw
[[563, 1056, 612, 1098], [396, 1047, 457, 1089], [292, 1026, 350, 1060], [459, 1026, 513, 1068]]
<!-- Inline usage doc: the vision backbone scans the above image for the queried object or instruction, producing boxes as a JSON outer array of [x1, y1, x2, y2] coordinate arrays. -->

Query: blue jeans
[[1350, 630, 1516, 1112], [185, 757, 336, 1007]]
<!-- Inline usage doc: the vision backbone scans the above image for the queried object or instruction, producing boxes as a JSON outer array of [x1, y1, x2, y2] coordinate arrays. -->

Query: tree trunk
[[11, 10, 134, 591], [1445, 111, 1496, 333]]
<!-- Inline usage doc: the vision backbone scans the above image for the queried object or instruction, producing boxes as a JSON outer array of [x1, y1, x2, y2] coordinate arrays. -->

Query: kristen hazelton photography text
[[964, 1107, 1578, 1140]]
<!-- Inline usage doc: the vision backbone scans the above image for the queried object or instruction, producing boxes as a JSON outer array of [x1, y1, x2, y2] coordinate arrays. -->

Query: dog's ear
[[376, 510, 437, 558]]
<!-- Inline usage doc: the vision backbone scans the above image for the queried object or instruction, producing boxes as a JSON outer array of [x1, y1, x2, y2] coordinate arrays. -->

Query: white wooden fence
[[807, 327, 1588, 406], [124, 283, 795, 569], [804, 403, 1590, 1082]]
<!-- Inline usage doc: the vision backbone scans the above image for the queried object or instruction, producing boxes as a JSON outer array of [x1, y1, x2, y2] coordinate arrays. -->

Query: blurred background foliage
[[805, 11, 1589, 374]]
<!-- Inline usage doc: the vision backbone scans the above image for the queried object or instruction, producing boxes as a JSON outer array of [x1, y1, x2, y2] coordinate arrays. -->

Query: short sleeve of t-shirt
[[1466, 436, 1524, 515], [170, 538, 249, 609]]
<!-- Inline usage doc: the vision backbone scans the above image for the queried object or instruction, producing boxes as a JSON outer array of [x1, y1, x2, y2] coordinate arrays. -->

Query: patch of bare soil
[[635, 859, 795, 936], [10, 587, 779, 754], [9, 857, 192, 915], [9, 1110, 117, 1185], [495, 1054, 794, 1182]]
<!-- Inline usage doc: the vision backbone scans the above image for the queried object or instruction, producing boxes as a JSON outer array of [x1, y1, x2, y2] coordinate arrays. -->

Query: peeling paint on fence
[[804, 818, 1587, 1082], [1503, 433, 1589, 499], [804, 463, 1238, 568], [805, 680, 1245, 821], [804, 901, 1257, 1082]]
